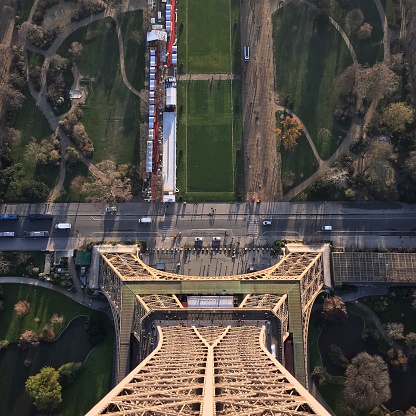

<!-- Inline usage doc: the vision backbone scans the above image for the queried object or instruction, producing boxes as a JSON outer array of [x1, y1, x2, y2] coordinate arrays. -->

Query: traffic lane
[[262, 216, 416, 236]]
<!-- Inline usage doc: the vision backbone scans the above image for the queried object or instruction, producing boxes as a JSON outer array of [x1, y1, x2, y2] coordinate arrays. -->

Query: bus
[[0, 214, 18, 220], [244, 46, 250, 62], [28, 214, 53, 220], [24, 231, 49, 238], [0, 232, 15, 237]]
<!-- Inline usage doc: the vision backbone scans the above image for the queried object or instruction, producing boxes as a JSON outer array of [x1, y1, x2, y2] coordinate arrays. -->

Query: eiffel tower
[[86, 245, 331, 415]]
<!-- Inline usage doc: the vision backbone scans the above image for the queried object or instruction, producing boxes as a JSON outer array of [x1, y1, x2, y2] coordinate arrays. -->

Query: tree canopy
[[380, 102, 415, 134], [343, 352, 391, 413], [25, 366, 62, 411]]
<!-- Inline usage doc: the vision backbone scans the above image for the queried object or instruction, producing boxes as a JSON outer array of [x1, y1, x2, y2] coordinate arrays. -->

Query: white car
[[262, 220, 272, 226], [106, 206, 117, 213], [321, 226, 332, 231], [212, 237, 221, 242], [194, 237, 203, 242]]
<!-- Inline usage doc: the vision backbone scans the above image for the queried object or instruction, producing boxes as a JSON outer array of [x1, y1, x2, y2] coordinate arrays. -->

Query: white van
[[55, 223, 71, 229], [139, 217, 152, 224], [244, 46, 250, 62]]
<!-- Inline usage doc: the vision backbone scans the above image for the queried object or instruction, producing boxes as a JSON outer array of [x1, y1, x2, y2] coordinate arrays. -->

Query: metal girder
[[86, 325, 331, 416], [96, 245, 327, 408], [101, 252, 322, 281]]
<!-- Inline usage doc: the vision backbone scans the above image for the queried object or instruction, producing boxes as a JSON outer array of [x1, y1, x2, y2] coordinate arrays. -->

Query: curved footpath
[[282, 0, 390, 200], [0, 276, 110, 312], [24, 1, 146, 201]]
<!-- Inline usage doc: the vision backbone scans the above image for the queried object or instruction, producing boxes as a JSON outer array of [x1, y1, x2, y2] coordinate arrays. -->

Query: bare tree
[[385, 322, 404, 340], [40, 324, 56, 341], [336, 65, 357, 97], [357, 22, 373, 39], [354, 62, 399, 101], [19, 330, 39, 349], [0, 255, 11, 274], [343, 352, 391, 413], [80, 160, 132, 202], [14, 300, 30, 316], [323, 168, 349, 190], [322, 295, 348, 321], [404, 332, 416, 349], [68, 41, 83, 60], [24, 139, 48, 165], [406, 406, 416, 416], [345, 9, 364, 34]]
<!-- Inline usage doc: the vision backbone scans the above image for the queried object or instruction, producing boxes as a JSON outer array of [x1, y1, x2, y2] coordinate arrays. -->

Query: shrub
[[84, 315, 106, 344], [58, 362, 82, 387], [0, 340, 9, 349]]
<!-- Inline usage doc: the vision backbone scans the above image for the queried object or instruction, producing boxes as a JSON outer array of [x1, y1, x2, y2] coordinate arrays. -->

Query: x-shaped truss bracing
[[87, 325, 330, 415]]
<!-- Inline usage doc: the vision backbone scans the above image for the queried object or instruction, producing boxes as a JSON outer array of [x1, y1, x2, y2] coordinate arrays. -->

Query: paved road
[[0, 202, 414, 251]]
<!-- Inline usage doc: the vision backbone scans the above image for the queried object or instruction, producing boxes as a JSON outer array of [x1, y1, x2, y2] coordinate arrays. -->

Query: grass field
[[281, 133, 318, 192], [0, 284, 114, 416], [11, 91, 53, 178], [332, 0, 384, 66], [58, 17, 141, 165], [57, 316, 114, 416], [118, 10, 145, 92], [273, 2, 352, 160], [176, 79, 242, 201], [177, 0, 234, 74]]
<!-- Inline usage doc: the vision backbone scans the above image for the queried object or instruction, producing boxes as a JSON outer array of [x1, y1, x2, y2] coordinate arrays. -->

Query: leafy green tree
[[58, 362, 82, 387], [25, 367, 62, 411], [65, 147, 80, 165], [11, 179, 49, 202]]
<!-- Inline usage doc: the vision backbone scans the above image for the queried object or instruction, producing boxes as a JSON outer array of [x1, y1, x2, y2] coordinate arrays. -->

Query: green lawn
[[178, 0, 232, 73], [331, 0, 384, 66], [11, 90, 53, 178], [281, 132, 318, 193], [20, 0, 35, 22], [0, 284, 91, 342], [118, 10, 145, 92], [58, 18, 141, 165], [57, 316, 114, 416], [27, 50, 45, 68], [0, 283, 114, 416], [273, 2, 352, 160], [177, 80, 242, 200]]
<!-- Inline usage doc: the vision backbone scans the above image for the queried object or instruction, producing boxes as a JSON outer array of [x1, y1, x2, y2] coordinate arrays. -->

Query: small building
[[69, 89, 83, 100]]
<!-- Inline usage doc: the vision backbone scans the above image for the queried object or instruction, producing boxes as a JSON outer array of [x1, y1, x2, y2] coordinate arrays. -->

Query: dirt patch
[[240, 0, 282, 201]]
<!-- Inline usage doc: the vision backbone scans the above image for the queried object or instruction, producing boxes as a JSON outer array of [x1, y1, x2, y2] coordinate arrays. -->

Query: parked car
[[106, 206, 117, 213], [195, 237, 203, 242], [263, 220, 272, 225]]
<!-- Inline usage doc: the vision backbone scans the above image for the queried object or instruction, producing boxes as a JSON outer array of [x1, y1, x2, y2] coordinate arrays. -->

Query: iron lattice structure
[[332, 252, 416, 285], [92, 247, 328, 415], [86, 324, 330, 416]]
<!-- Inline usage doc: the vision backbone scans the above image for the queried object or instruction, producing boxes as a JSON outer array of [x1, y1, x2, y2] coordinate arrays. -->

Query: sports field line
[[185, 1, 189, 193], [228, 0, 235, 190]]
